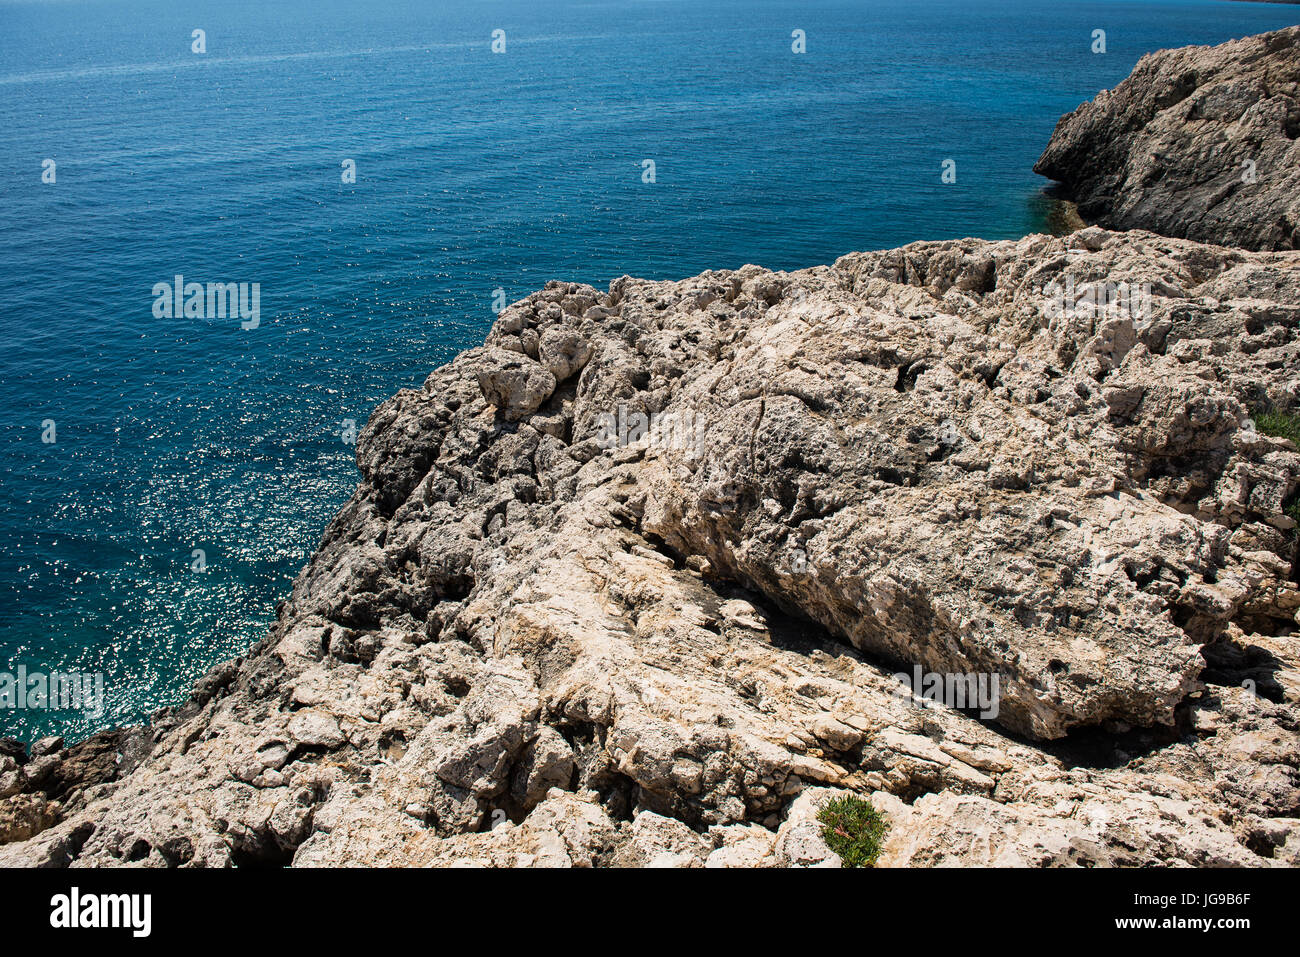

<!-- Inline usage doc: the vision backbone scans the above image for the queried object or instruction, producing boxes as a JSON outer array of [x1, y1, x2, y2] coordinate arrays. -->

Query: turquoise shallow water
[[2, 0, 1297, 741]]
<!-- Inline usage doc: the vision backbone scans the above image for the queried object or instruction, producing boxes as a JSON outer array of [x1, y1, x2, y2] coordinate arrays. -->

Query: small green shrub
[[1253, 409, 1300, 446], [816, 794, 889, 868], [1252, 409, 1300, 524], [1285, 493, 1300, 527]]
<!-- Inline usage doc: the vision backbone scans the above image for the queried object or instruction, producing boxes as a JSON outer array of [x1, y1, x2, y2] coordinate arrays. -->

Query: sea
[[2, 0, 1297, 741]]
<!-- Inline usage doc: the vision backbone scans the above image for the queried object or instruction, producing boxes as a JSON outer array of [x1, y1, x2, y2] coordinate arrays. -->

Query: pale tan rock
[[3, 233, 1298, 869], [610, 811, 709, 868], [772, 788, 848, 868], [1036, 26, 1300, 252]]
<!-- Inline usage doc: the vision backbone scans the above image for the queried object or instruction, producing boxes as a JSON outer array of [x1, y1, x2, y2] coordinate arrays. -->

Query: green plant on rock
[[1251, 409, 1300, 524], [1285, 495, 1300, 527], [816, 794, 889, 868], [1253, 408, 1300, 447]]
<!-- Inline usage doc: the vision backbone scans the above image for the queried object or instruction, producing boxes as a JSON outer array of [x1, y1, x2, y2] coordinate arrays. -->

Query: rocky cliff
[[3, 226, 1300, 867], [1035, 25, 1300, 251]]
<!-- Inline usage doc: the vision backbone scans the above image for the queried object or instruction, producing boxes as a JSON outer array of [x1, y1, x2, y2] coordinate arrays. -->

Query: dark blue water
[[2, 0, 1297, 741]]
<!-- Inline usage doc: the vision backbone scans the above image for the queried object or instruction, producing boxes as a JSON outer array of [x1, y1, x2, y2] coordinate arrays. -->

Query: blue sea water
[[2, 0, 1297, 742]]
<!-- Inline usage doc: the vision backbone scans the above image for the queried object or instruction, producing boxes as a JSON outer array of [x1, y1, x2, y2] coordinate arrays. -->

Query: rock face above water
[[1035, 26, 1300, 251], [4, 229, 1300, 867]]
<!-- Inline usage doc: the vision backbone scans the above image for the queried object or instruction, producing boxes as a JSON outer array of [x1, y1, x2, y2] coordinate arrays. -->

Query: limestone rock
[[772, 789, 847, 868], [2, 232, 1298, 868], [1036, 26, 1300, 251]]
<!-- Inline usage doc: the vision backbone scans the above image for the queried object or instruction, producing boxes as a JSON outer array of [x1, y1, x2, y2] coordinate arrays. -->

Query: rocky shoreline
[[1035, 25, 1300, 251], [3, 30, 1299, 868]]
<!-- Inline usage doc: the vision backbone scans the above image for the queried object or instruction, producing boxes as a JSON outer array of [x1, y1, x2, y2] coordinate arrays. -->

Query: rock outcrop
[[1035, 25, 1300, 251], [3, 227, 1299, 866]]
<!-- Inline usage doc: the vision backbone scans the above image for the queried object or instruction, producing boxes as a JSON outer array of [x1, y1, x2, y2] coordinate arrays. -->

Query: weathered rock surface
[[1036, 26, 1300, 251], [2, 229, 1299, 866]]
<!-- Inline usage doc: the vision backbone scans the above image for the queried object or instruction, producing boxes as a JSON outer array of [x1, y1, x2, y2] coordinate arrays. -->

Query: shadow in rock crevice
[[634, 528, 1219, 773]]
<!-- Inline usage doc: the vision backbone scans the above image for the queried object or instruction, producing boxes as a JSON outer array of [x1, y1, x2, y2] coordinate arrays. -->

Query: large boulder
[[1036, 26, 1300, 251]]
